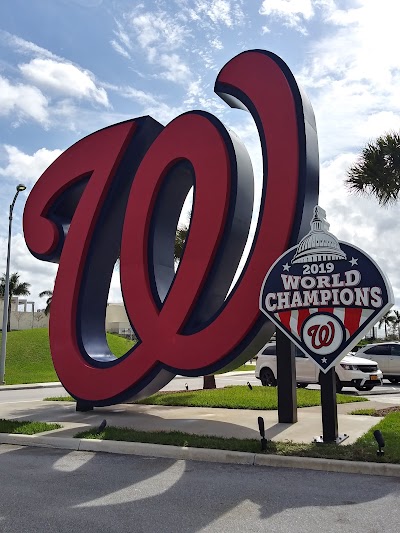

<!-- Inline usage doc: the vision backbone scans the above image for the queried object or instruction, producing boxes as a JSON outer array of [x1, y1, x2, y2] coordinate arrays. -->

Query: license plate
[[370, 375, 378, 380]]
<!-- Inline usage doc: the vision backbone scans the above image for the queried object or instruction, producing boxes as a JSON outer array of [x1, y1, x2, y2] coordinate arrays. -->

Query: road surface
[[2, 373, 400, 403], [1, 445, 400, 532]]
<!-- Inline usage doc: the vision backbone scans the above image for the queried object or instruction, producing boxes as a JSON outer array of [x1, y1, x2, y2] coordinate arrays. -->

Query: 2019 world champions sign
[[23, 49, 320, 406], [260, 206, 394, 372]]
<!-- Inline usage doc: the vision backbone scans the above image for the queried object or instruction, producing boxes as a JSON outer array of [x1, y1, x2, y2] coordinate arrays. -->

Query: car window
[[262, 346, 276, 355], [391, 345, 400, 356], [364, 344, 391, 355]]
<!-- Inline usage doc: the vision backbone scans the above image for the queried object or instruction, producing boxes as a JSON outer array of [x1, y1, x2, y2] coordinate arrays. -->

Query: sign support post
[[276, 329, 297, 423], [319, 368, 339, 443]]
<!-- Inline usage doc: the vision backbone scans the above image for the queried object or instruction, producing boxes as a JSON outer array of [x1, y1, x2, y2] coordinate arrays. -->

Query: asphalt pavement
[[2, 445, 400, 532]]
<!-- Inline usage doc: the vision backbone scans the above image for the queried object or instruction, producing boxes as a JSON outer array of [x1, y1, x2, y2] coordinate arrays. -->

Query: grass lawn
[[0, 419, 61, 434], [133, 385, 366, 409], [0, 328, 135, 385], [46, 385, 366, 409], [0, 328, 253, 385], [75, 411, 400, 464]]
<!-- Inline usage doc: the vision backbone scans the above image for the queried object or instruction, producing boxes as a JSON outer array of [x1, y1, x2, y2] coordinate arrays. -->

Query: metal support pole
[[276, 329, 297, 423], [1, 185, 26, 384], [76, 401, 94, 412], [319, 368, 338, 442]]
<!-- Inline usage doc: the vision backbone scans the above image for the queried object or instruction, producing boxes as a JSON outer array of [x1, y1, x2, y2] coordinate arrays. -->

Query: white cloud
[[110, 39, 131, 59], [128, 10, 190, 52], [210, 37, 223, 49], [108, 269, 123, 303], [259, 0, 315, 33], [110, 21, 133, 59], [111, 7, 194, 86], [0, 76, 49, 125], [297, 0, 400, 160], [0, 234, 58, 308], [19, 58, 110, 107], [157, 54, 192, 83], [109, 85, 160, 106], [186, 0, 245, 27], [1, 32, 113, 130], [0, 31, 59, 60], [0, 145, 62, 184]]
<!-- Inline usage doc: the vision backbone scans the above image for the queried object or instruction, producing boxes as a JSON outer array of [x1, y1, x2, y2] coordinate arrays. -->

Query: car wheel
[[260, 368, 277, 387], [297, 383, 308, 388], [388, 378, 400, 384], [355, 385, 374, 391]]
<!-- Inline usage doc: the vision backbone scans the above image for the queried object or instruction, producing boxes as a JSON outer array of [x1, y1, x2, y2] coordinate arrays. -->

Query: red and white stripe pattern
[[275, 307, 375, 341]]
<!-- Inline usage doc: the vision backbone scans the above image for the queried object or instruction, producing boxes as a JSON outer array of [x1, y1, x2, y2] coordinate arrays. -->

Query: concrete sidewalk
[[0, 397, 389, 444]]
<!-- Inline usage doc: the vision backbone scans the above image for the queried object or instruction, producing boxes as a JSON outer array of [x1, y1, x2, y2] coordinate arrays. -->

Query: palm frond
[[346, 132, 400, 205]]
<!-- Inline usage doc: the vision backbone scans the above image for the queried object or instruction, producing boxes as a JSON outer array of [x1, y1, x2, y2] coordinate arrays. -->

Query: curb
[[2, 433, 400, 477], [0, 382, 61, 392], [0, 375, 250, 392]]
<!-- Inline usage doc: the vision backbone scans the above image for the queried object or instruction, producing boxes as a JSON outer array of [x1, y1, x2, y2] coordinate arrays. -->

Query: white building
[[105, 303, 134, 336], [1, 297, 133, 335], [0, 297, 49, 330]]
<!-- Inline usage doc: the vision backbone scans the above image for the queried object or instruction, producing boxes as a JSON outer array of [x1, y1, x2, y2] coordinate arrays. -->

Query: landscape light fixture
[[373, 429, 385, 456], [0, 184, 27, 384], [247, 382, 253, 390], [97, 419, 107, 434], [257, 416, 267, 451]]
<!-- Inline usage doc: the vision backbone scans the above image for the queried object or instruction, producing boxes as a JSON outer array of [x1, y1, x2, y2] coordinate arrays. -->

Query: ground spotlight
[[257, 416, 267, 451], [373, 429, 385, 456], [247, 382, 253, 390], [185, 383, 189, 391], [97, 419, 107, 434]]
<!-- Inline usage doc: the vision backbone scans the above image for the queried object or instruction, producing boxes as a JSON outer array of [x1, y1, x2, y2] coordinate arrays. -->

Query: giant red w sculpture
[[23, 50, 319, 406]]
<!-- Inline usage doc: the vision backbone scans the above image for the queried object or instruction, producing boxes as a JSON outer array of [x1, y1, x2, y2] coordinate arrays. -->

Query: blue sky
[[1, 0, 400, 313]]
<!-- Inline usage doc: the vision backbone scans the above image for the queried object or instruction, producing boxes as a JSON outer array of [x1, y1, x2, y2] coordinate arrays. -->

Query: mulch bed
[[373, 406, 400, 416]]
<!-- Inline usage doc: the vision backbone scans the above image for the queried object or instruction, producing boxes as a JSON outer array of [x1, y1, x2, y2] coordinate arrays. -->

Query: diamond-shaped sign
[[259, 206, 394, 372]]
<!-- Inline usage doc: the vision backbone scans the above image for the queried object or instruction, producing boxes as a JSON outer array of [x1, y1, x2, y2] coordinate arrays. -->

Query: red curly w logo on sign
[[23, 50, 319, 406]]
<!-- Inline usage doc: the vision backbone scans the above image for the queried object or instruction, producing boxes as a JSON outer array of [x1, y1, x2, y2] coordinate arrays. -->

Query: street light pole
[[1, 184, 26, 384]]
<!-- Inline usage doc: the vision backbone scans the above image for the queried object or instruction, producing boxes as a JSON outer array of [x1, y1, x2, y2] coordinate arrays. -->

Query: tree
[[174, 226, 189, 261], [0, 272, 31, 332], [379, 311, 395, 339], [346, 132, 400, 205], [174, 223, 216, 390], [392, 310, 400, 340], [39, 290, 53, 316]]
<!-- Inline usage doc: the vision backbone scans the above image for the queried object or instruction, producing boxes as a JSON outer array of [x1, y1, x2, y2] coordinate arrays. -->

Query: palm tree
[[39, 290, 53, 316], [174, 226, 189, 261], [0, 272, 31, 331], [379, 311, 395, 339], [346, 132, 400, 205], [392, 310, 400, 340]]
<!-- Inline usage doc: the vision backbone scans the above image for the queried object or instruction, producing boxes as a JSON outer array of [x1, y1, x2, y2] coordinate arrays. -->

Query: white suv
[[255, 343, 382, 392], [356, 342, 400, 383]]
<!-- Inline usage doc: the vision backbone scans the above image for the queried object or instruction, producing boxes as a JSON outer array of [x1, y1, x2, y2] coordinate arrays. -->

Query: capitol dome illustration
[[292, 206, 347, 264]]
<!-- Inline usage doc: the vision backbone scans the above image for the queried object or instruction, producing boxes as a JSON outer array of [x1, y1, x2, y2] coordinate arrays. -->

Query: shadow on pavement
[[0, 444, 400, 532]]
